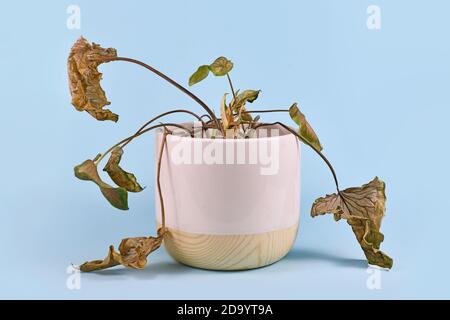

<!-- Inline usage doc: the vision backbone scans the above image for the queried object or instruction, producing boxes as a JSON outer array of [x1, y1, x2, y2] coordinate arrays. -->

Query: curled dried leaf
[[189, 65, 210, 86], [79, 231, 164, 272], [220, 94, 233, 130], [231, 90, 260, 122], [103, 147, 143, 192], [68, 37, 118, 122], [79, 245, 122, 272], [235, 90, 260, 105], [311, 177, 393, 269], [74, 158, 129, 210], [119, 235, 163, 269], [289, 103, 323, 152], [209, 56, 233, 76]]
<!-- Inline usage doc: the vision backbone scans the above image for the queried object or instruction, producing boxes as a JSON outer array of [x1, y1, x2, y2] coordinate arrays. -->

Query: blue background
[[1, 0, 448, 299]]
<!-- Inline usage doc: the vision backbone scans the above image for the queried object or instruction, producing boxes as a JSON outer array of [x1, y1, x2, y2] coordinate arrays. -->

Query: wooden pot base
[[161, 224, 298, 271]]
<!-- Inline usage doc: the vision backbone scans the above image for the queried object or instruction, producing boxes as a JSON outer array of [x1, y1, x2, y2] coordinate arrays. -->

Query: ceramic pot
[[155, 123, 300, 270]]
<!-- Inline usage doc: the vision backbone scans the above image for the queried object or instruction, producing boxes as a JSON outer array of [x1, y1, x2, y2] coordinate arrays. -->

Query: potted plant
[[68, 37, 393, 272]]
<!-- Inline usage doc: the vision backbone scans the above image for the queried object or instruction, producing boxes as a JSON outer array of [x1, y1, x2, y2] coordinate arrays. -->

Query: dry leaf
[[103, 147, 143, 192], [79, 231, 163, 272], [220, 94, 233, 130], [74, 157, 129, 210], [119, 235, 163, 269], [311, 177, 393, 269], [79, 245, 122, 272], [68, 37, 118, 122]]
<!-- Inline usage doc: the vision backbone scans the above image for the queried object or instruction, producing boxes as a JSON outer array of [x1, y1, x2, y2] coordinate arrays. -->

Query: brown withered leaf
[[119, 235, 163, 269], [68, 37, 118, 122], [74, 157, 129, 210], [79, 245, 122, 272], [220, 94, 233, 130], [311, 177, 393, 269], [103, 147, 143, 192], [79, 231, 164, 272]]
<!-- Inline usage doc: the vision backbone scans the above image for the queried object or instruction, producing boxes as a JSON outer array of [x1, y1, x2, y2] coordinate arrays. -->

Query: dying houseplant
[[68, 37, 393, 272]]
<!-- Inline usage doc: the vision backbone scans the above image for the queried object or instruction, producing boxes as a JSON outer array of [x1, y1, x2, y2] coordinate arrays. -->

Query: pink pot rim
[[158, 122, 296, 143]]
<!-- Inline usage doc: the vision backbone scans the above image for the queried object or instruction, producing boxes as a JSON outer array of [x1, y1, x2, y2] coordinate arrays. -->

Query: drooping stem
[[94, 109, 202, 165], [101, 56, 223, 133], [156, 129, 168, 232], [121, 109, 205, 148], [94, 122, 192, 165], [256, 122, 341, 192], [239, 111, 341, 192], [226, 73, 236, 99]]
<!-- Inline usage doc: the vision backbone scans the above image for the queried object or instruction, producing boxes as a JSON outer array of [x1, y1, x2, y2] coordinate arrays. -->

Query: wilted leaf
[[103, 147, 143, 192], [311, 177, 393, 269], [189, 65, 210, 86], [231, 90, 260, 121], [119, 235, 163, 269], [68, 37, 118, 122], [209, 56, 233, 76], [231, 90, 260, 111], [239, 111, 253, 122], [99, 187, 129, 211], [237, 90, 260, 104], [79, 245, 122, 272], [79, 231, 164, 272], [289, 103, 323, 152], [74, 158, 129, 210], [220, 94, 233, 130]]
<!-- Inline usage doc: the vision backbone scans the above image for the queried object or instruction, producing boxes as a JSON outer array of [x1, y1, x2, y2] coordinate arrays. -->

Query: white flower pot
[[155, 124, 300, 270]]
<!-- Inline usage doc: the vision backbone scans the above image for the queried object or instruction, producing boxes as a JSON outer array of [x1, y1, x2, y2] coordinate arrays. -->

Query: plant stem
[[102, 56, 223, 134], [94, 123, 192, 165], [226, 73, 236, 99], [243, 109, 289, 114], [157, 129, 168, 232], [121, 109, 205, 148], [200, 114, 212, 121], [256, 122, 341, 192]]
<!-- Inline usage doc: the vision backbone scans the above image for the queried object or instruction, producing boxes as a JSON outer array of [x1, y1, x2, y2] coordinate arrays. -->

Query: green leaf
[[188, 65, 210, 86], [209, 57, 233, 76], [231, 89, 260, 114], [103, 147, 143, 193], [237, 90, 260, 103], [240, 111, 253, 122], [289, 103, 323, 152], [100, 187, 129, 210], [311, 177, 393, 269], [74, 158, 129, 210]]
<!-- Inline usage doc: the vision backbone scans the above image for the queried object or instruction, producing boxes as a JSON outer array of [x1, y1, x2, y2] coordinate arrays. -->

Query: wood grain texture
[[161, 224, 298, 270]]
